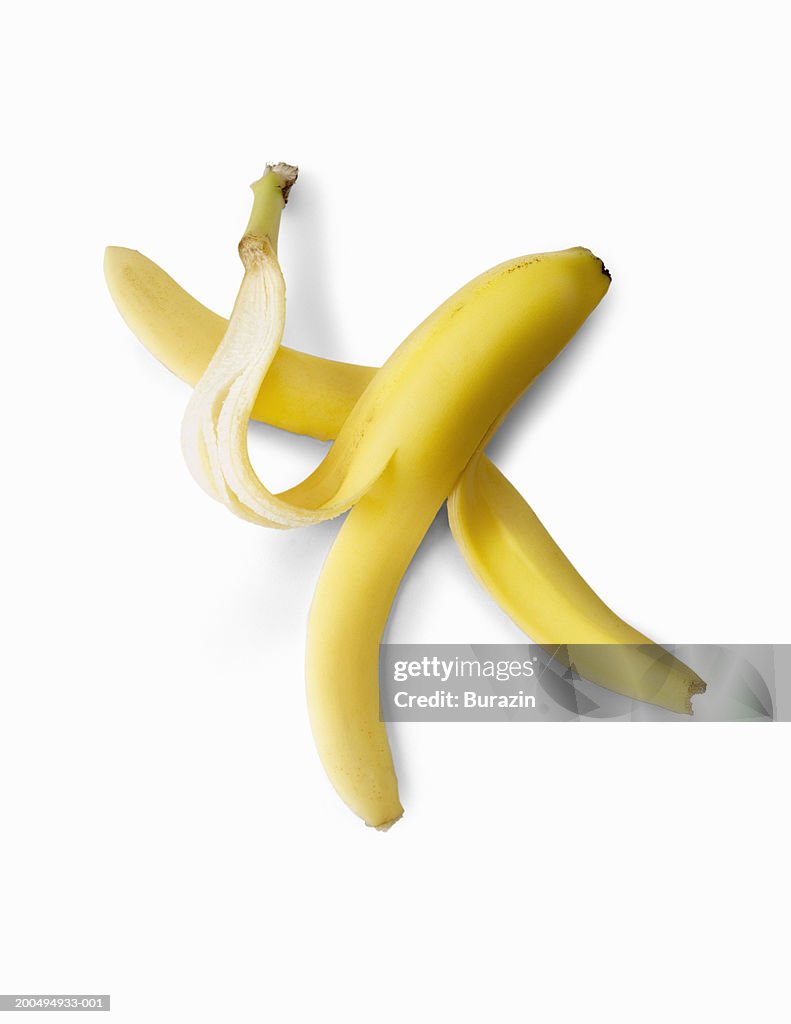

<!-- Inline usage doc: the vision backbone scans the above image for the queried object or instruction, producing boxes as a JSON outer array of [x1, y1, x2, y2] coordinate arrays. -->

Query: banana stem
[[243, 163, 298, 253]]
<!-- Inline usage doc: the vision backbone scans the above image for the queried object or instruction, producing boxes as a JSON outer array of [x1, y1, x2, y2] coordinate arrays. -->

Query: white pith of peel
[[180, 199, 383, 527]]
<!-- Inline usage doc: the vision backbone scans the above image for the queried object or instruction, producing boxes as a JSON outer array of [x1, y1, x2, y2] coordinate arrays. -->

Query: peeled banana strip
[[180, 164, 387, 528], [104, 245, 370, 442], [449, 453, 706, 714], [305, 248, 612, 826]]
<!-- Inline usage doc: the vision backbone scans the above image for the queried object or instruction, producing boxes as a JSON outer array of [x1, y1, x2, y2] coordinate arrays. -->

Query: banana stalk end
[[244, 163, 299, 248]]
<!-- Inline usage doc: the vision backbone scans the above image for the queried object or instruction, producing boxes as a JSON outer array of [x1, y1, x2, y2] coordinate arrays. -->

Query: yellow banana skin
[[105, 246, 705, 717], [449, 454, 706, 714], [104, 247, 372, 442], [105, 245, 705, 826], [304, 249, 611, 826]]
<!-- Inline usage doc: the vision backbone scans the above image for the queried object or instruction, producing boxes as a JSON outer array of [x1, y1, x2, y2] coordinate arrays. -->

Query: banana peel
[[104, 167, 706, 828]]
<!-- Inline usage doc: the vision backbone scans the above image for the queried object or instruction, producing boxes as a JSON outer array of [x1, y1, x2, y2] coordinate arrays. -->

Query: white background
[[1, 1, 789, 1021]]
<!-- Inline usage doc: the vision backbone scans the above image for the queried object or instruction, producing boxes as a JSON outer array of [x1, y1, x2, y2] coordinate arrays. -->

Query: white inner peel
[[181, 238, 373, 527]]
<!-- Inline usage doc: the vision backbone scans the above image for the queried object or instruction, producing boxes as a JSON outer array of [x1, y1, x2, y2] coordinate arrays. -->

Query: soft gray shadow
[[486, 300, 616, 464], [280, 170, 347, 360]]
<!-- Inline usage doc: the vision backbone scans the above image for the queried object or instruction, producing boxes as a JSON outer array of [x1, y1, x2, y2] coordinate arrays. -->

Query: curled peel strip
[[180, 166, 387, 528]]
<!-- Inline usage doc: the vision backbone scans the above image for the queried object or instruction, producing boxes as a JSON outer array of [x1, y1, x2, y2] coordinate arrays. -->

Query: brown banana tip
[[686, 676, 707, 715], [266, 162, 299, 202]]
